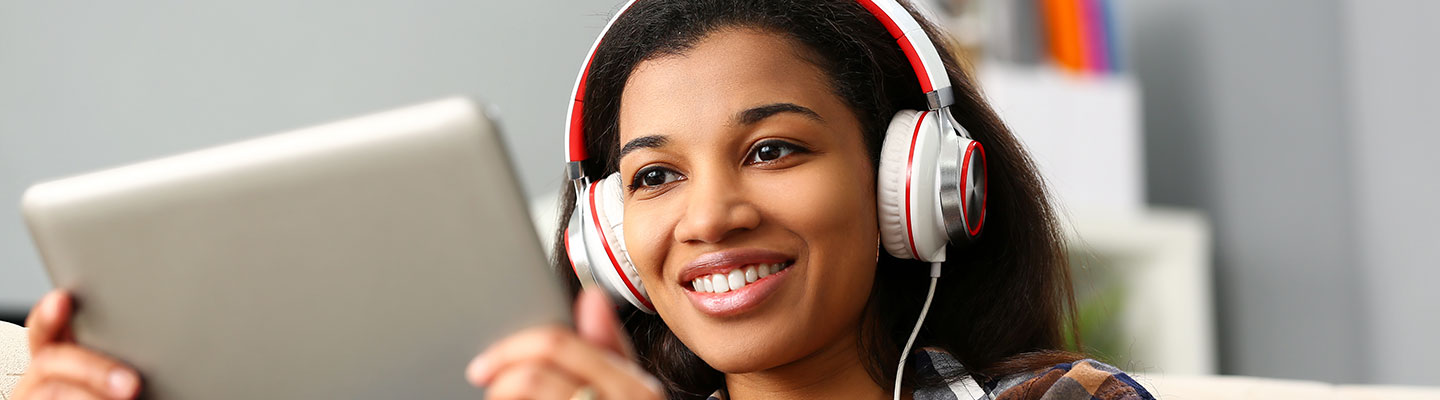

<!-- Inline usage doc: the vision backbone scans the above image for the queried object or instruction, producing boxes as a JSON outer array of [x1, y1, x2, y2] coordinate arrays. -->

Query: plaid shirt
[[706, 348, 1154, 400]]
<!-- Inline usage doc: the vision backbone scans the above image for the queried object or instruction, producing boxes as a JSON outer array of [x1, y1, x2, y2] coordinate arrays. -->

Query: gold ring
[[570, 386, 598, 400]]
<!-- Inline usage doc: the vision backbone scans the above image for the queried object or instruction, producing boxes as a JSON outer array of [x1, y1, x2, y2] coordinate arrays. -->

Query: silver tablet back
[[21, 97, 569, 399]]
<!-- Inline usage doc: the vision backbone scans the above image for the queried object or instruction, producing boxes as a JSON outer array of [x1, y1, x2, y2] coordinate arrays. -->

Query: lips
[[678, 248, 796, 317]]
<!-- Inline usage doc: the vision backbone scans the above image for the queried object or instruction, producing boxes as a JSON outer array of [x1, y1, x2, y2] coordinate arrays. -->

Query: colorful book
[[1041, 0, 1087, 73]]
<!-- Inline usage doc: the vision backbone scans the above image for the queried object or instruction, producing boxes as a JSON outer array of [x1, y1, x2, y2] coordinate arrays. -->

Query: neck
[[722, 330, 905, 400]]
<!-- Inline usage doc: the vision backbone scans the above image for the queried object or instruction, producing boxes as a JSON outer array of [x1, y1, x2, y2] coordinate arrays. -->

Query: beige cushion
[[1335, 385, 1440, 400], [1, 321, 28, 399], [1135, 373, 1440, 400], [1137, 374, 1340, 400]]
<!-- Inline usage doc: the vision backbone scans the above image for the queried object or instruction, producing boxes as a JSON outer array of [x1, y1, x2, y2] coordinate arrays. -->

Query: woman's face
[[616, 28, 879, 373]]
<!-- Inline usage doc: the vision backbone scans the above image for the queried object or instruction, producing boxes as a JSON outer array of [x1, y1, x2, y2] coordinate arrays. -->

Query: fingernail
[[109, 369, 138, 398], [465, 357, 491, 385], [45, 292, 64, 318]]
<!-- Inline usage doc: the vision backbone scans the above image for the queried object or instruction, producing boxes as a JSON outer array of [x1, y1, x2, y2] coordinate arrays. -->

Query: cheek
[[768, 164, 878, 246], [761, 162, 879, 287], [758, 163, 879, 344], [621, 202, 676, 288]]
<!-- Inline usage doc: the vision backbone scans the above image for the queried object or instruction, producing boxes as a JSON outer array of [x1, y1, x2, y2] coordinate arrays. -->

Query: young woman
[[13, 1, 1154, 399], [468, 1, 1154, 400]]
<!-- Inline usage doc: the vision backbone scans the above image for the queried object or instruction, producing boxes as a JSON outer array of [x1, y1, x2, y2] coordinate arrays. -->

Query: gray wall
[[1344, 0, 1440, 386], [1122, 0, 1439, 385], [0, 1, 618, 308]]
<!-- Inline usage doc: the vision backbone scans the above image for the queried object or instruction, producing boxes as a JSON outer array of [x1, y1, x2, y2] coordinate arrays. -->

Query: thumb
[[26, 290, 73, 354], [574, 288, 637, 360]]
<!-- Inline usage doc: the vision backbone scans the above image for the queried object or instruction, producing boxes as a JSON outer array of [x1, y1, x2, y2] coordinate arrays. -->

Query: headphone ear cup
[[876, 109, 949, 262], [565, 175, 656, 314], [564, 205, 597, 289], [595, 174, 653, 312]]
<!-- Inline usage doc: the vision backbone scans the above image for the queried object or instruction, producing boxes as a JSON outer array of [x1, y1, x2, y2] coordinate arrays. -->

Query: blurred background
[[1, 0, 1435, 387]]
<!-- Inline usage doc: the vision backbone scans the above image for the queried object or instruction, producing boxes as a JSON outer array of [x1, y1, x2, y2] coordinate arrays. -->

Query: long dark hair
[[549, 1, 1082, 398]]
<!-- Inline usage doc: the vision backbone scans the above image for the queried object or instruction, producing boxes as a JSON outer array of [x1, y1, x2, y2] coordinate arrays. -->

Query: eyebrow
[[615, 103, 822, 162], [736, 103, 823, 125], [618, 134, 668, 161]]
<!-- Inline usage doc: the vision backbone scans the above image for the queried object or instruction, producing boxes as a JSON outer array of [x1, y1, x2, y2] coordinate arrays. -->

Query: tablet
[[21, 97, 570, 399]]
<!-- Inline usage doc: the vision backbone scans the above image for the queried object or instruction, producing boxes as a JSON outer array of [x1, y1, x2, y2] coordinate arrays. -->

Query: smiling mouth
[[687, 261, 794, 293]]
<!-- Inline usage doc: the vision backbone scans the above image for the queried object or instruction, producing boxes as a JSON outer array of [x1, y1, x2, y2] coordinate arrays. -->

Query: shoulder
[[986, 359, 1155, 400]]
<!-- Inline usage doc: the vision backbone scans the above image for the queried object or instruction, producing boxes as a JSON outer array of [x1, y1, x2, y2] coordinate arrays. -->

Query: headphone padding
[[877, 110, 923, 259], [593, 173, 653, 313]]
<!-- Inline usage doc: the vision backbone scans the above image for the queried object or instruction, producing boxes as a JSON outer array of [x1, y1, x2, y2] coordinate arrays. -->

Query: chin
[[670, 306, 823, 374], [659, 256, 876, 376], [690, 333, 806, 373]]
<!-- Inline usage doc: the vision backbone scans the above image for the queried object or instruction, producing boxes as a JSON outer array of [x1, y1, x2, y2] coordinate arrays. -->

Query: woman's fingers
[[469, 326, 661, 400], [573, 288, 636, 360], [468, 289, 661, 399], [14, 290, 140, 399], [25, 382, 110, 400], [483, 362, 582, 400], [27, 344, 141, 399], [26, 290, 72, 353]]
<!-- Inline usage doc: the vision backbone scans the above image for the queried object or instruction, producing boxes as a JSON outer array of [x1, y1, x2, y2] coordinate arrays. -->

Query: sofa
[[4, 321, 1439, 399], [1130, 373, 1440, 399], [3, 322, 26, 399]]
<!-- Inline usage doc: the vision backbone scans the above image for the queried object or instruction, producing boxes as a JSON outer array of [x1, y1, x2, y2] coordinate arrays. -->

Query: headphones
[[563, 0, 987, 314]]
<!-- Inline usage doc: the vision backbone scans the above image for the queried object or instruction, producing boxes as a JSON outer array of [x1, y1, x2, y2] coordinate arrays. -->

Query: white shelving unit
[[975, 62, 1145, 214], [1062, 207, 1217, 375]]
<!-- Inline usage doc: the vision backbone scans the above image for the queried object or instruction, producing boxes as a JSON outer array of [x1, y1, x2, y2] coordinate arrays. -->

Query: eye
[[629, 166, 683, 190], [745, 139, 808, 164]]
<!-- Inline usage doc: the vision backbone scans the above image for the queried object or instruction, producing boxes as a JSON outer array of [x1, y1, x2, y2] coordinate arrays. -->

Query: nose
[[672, 170, 761, 244]]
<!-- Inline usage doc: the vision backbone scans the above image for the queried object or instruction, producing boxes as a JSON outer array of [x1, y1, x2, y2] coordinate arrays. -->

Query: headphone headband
[[563, 0, 954, 178]]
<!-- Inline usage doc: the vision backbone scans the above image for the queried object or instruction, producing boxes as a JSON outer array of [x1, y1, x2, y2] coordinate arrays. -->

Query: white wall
[[0, 0, 619, 308]]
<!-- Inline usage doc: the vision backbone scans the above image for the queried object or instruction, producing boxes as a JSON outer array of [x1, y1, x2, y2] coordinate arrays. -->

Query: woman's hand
[[467, 288, 663, 400], [11, 290, 141, 400]]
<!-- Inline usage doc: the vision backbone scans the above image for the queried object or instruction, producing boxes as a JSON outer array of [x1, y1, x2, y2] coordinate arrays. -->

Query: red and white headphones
[[562, 0, 987, 314]]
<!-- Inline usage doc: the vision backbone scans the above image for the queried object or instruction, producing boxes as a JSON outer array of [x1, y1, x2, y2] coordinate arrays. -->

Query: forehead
[[617, 28, 837, 142]]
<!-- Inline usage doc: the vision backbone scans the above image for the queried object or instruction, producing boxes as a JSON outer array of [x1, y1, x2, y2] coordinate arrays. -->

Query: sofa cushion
[[1335, 385, 1440, 400], [1135, 373, 1440, 400], [1136, 374, 1339, 400], [1, 321, 28, 399]]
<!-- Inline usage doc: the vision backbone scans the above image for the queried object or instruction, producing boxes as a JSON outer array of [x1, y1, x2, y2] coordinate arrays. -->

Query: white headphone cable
[[894, 261, 943, 400]]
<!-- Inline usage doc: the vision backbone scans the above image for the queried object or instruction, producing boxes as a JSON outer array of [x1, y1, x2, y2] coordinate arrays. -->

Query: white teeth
[[689, 262, 792, 293], [712, 274, 730, 293]]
